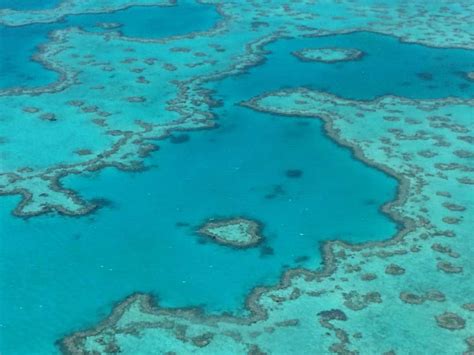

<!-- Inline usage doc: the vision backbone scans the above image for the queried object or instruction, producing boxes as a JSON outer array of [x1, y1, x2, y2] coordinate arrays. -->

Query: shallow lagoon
[[1, 14, 474, 355]]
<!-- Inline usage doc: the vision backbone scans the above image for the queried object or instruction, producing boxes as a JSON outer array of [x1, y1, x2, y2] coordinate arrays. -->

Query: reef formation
[[60, 87, 474, 354], [292, 47, 364, 63], [1, 0, 473, 354], [2, 0, 474, 218], [197, 217, 263, 248]]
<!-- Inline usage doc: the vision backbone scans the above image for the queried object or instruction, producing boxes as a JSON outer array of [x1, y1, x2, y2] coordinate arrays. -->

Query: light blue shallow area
[[2, 21, 474, 355], [0, 1, 220, 88], [0, 0, 60, 11]]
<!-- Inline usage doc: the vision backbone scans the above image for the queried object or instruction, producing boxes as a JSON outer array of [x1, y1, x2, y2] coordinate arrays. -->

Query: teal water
[[2, 15, 474, 355], [0, 91, 398, 355], [0, 114, 398, 352], [0, 0, 60, 11], [0, 1, 220, 89], [259, 32, 474, 99]]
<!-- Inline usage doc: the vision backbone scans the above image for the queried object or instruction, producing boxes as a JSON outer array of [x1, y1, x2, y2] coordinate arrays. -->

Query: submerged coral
[[292, 47, 364, 63], [197, 217, 264, 248], [61, 88, 473, 353], [1, 0, 473, 354]]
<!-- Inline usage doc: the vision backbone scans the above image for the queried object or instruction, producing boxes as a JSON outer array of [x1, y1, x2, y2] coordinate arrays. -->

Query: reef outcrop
[[197, 217, 263, 248]]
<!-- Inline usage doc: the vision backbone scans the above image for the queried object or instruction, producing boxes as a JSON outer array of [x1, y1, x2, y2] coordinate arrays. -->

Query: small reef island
[[292, 47, 364, 63], [197, 217, 263, 248]]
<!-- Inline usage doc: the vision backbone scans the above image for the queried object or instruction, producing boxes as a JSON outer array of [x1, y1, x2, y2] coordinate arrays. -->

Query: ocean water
[[0, 1, 220, 89], [0, 0, 60, 11], [249, 32, 474, 100], [2, 25, 474, 353], [1, 2, 474, 354]]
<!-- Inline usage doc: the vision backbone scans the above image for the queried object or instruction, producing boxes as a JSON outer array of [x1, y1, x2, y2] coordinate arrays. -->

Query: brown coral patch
[[435, 312, 465, 330], [384, 264, 405, 275]]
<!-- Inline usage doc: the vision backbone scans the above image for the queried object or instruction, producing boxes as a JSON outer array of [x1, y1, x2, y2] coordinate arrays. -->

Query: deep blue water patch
[[253, 31, 474, 99], [0, 1, 220, 89]]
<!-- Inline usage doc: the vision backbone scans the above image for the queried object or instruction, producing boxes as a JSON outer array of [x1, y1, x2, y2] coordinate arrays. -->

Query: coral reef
[[1, 0, 473, 353], [2, 0, 474, 217], [61, 89, 473, 354], [292, 47, 364, 63], [197, 217, 263, 248]]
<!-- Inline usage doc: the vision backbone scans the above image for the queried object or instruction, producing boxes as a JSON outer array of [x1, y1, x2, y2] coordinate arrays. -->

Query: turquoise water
[[0, 79, 397, 355], [0, 1, 220, 88], [2, 27, 474, 353], [0, 0, 60, 11]]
